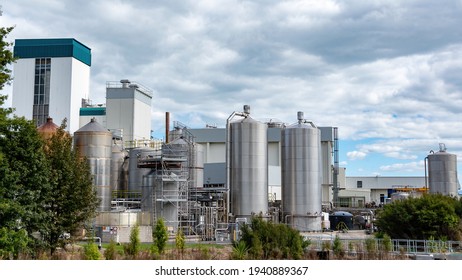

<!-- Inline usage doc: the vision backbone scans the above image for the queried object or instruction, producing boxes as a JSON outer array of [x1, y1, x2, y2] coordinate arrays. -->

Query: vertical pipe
[[165, 112, 170, 143]]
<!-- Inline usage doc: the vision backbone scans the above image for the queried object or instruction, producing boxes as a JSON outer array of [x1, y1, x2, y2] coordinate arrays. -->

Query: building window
[[380, 194, 385, 203], [33, 58, 51, 127], [357, 180, 362, 188]]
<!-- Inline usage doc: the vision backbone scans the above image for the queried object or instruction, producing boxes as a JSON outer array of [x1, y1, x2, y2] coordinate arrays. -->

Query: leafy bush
[[239, 216, 308, 260], [153, 218, 168, 254], [83, 240, 101, 260]]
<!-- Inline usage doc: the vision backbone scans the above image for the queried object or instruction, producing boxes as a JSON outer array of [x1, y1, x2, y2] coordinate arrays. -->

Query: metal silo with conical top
[[74, 118, 113, 212], [281, 112, 322, 231], [427, 143, 459, 197], [228, 105, 268, 221]]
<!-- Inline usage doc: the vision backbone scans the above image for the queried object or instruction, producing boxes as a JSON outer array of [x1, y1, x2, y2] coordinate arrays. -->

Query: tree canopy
[[41, 120, 99, 253], [1, 26, 98, 258], [375, 193, 462, 241], [0, 26, 15, 90], [238, 216, 309, 260]]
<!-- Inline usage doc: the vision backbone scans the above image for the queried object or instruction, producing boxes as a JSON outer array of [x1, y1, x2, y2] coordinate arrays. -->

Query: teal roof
[[14, 38, 91, 66], [80, 107, 106, 116]]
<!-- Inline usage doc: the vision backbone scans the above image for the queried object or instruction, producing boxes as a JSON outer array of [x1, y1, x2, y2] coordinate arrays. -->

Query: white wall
[[49, 57, 72, 128], [133, 98, 151, 140], [12, 57, 89, 134], [69, 58, 90, 133], [106, 98, 134, 142], [12, 58, 35, 118]]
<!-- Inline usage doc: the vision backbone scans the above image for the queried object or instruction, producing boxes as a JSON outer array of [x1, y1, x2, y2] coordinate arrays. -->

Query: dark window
[[357, 181, 362, 188], [33, 58, 51, 126]]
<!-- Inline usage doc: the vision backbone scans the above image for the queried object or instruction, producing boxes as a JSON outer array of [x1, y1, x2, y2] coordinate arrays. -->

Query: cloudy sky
[[1, 0, 462, 179]]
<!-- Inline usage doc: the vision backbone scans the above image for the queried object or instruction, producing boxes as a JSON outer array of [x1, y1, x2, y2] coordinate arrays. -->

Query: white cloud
[[2, 0, 462, 177], [347, 151, 367, 160], [380, 161, 425, 173]]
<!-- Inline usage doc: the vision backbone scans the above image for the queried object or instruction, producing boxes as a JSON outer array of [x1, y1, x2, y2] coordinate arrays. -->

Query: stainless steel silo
[[229, 105, 268, 220], [190, 143, 204, 188], [74, 118, 113, 212], [427, 144, 459, 197], [281, 112, 322, 231], [111, 143, 127, 193], [128, 147, 155, 193]]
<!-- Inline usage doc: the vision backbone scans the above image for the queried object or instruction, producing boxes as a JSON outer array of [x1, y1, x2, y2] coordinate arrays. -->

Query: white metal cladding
[[428, 151, 459, 197], [281, 121, 322, 231], [230, 116, 268, 219], [74, 119, 113, 211], [12, 57, 89, 134]]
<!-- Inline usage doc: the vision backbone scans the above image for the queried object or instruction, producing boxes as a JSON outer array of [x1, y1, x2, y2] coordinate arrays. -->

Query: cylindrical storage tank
[[37, 117, 59, 140], [281, 112, 322, 231], [141, 170, 156, 212], [391, 192, 410, 202], [428, 146, 459, 197], [329, 211, 354, 231], [111, 143, 127, 193], [190, 143, 204, 188], [74, 118, 113, 212], [230, 110, 268, 220], [128, 147, 155, 193]]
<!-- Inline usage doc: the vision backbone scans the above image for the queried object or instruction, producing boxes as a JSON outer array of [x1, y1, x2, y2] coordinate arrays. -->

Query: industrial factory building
[[74, 99, 460, 243], [11, 37, 460, 243], [12, 38, 91, 134]]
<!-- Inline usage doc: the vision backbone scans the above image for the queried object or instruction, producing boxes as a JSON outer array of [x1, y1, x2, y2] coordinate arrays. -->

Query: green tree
[[376, 193, 461, 240], [0, 26, 15, 90], [153, 218, 168, 254], [0, 228, 29, 260], [1, 102, 52, 258], [239, 216, 308, 260], [175, 228, 185, 257], [332, 235, 344, 259], [41, 121, 99, 254], [124, 223, 141, 258], [104, 239, 119, 260], [83, 238, 101, 260]]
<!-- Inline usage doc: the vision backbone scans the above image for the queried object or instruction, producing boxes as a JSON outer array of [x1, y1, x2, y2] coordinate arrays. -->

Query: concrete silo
[[281, 112, 322, 231], [427, 144, 459, 197], [74, 118, 113, 212], [228, 105, 268, 221]]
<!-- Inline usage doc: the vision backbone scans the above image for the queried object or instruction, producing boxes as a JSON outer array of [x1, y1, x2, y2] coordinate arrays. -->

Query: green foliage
[[153, 218, 168, 254], [103, 239, 118, 260], [381, 234, 392, 253], [41, 120, 99, 253], [332, 235, 344, 259], [231, 240, 248, 260], [175, 228, 185, 255], [1, 95, 52, 254], [83, 239, 101, 260], [0, 228, 29, 259], [124, 224, 141, 258], [0, 26, 15, 90], [376, 193, 461, 240], [239, 216, 308, 260], [365, 237, 377, 259]]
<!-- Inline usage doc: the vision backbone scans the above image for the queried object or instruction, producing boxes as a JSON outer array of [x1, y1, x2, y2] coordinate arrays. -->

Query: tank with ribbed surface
[[74, 118, 113, 211], [128, 146, 156, 194], [111, 143, 128, 193], [229, 105, 268, 220], [281, 112, 322, 231], [427, 144, 459, 197]]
